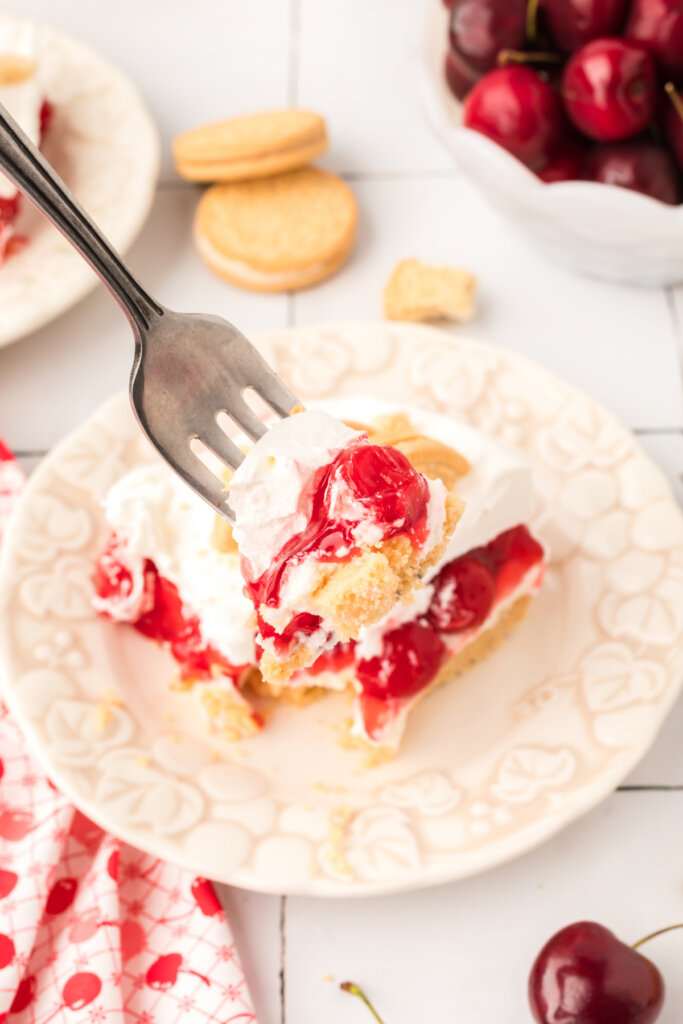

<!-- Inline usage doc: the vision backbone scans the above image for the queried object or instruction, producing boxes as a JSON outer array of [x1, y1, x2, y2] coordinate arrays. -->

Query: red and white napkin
[[0, 443, 257, 1023]]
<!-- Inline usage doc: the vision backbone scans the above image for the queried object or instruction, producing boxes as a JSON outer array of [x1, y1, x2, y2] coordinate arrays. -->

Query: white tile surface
[[285, 793, 683, 1024], [0, 0, 292, 182], [294, 176, 683, 429], [297, 0, 451, 175], [217, 888, 282, 1024]]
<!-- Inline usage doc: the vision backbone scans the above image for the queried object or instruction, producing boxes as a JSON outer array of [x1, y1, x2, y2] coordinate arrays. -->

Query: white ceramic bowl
[[419, 1, 683, 287]]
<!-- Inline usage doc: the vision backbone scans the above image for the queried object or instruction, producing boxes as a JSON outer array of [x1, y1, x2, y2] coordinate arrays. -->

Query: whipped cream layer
[[230, 407, 448, 648], [0, 21, 41, 200], [101, 464, 255, 666]]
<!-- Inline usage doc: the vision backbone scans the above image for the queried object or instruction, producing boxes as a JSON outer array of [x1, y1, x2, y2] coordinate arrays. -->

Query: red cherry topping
[[463, 65, 565, 171], [39, 99, 54, 136], [336, 444, 430, 536], [529, 921, 664, 1024], [583, 140, 680, 203], [428, 556, 495, 632], [449, 0, 528, 73], [0, 195, 19, 227], [356, 619, 446, 701], [561, 38, 657, 141], [625, 0, 683, 82], [542, 0, 630, 53], [485, 524, 546, 597]]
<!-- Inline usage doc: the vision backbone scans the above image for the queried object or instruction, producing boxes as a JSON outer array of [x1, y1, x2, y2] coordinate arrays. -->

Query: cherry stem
[[526, 0, 540, 44], [497, 49, 563, 67], [632, 923, 683, 950], [340, 982, 386, 1023], [665, 82, 683, 125]]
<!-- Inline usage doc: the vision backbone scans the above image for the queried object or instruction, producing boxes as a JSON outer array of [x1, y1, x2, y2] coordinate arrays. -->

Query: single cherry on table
[[562, 37, 657, 141], [542, 0, 630, 52], [529, 921, 669, 1024], [583, 140, 680, 203], [463, 65, 565, 171]]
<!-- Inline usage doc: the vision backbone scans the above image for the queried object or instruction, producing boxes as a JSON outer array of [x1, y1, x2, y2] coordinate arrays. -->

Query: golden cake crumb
[[383, 258, 477, 323]]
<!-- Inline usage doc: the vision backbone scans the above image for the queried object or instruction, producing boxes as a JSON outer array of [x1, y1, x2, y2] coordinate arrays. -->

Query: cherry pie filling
[[94, 525, 543, 739], [0, 100, 53, 262], [243, 441, 432, 658]]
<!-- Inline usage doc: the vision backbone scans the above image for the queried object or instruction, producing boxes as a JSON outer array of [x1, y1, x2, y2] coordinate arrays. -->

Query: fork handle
[[0, 102, 162, 336]]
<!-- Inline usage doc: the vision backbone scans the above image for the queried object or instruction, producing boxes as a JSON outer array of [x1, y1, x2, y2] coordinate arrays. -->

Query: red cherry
[[542, 0, 629, 53], [529, 921, 664, 1024], [538, 133, 587, 181], [9, 975, 36, 1013], [562, 38, 657, 142], [0, 935, 14, 969], [583, 140, 680, 203], [463, 66, 565, 171], [45, 877, 78, 916], [444, 45, 482, 101], [62, 972, 101, 1011], [665, 82, 683, 167], [335, 445, 430, 536], [0, 869, 17, 899], [485, 524, 546, 597], [0, 809, 33, 842], [428, 556, 495, 632], [191, 877, 224, 918], [449, 0, 527, 73], [626, 0, 683, 82], [357, 619, 446, 700], [106, 849, 119, 881]]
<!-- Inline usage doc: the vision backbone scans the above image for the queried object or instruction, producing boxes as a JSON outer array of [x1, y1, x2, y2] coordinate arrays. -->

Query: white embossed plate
[[0, 16, 159, 348], [1, 323, 683, 896]]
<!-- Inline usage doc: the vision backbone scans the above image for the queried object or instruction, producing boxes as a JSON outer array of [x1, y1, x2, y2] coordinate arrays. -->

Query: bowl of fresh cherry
[[419, 0, 683, 286]]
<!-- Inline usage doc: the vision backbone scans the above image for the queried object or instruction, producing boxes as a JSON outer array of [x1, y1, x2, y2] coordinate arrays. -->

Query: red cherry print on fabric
[[69, 812, 104, 850], [0, 757, 4, 781], [45, 877, 78, 915], [0, 809, 33, 842], [191, 877, 224, 918], [121, 919, 146, 962], [42, 973, 102, 1022], [106, 848, 119, 881], [0, 869, 17, 899], [8, 974, 36, 1013], [146, 953, 211, 990], [0, 934, 15, 969]]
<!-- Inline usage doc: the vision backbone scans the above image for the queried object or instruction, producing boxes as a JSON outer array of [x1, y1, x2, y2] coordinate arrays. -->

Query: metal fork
[[0, 103, 300, 521]]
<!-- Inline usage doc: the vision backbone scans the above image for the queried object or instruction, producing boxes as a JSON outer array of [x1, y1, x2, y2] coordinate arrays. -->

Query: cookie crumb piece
[[383, 258, 476, 323]]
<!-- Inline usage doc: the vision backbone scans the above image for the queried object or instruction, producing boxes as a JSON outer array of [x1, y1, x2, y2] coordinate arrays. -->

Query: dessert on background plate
[[0, 20, 52, 265], [93, 398, 546, 752], [229, 408, 463, 685]]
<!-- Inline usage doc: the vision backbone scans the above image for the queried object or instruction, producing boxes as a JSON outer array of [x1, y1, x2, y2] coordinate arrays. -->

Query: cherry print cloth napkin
[[0, 442, 257, 1022]]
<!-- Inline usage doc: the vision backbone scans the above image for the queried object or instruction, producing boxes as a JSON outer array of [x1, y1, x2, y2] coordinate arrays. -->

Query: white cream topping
[[102, 464, 255, 666], [0, 22, 41, 201], [230, 410, 362, 578]]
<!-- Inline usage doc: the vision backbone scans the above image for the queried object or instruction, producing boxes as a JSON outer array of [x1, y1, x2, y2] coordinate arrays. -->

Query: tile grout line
[[617, 785, 683, 792], [154, 167, 461, 191], [664, 285, 683, 401], [279, 895, 287, 1024], [288, 0, 300, 107]]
